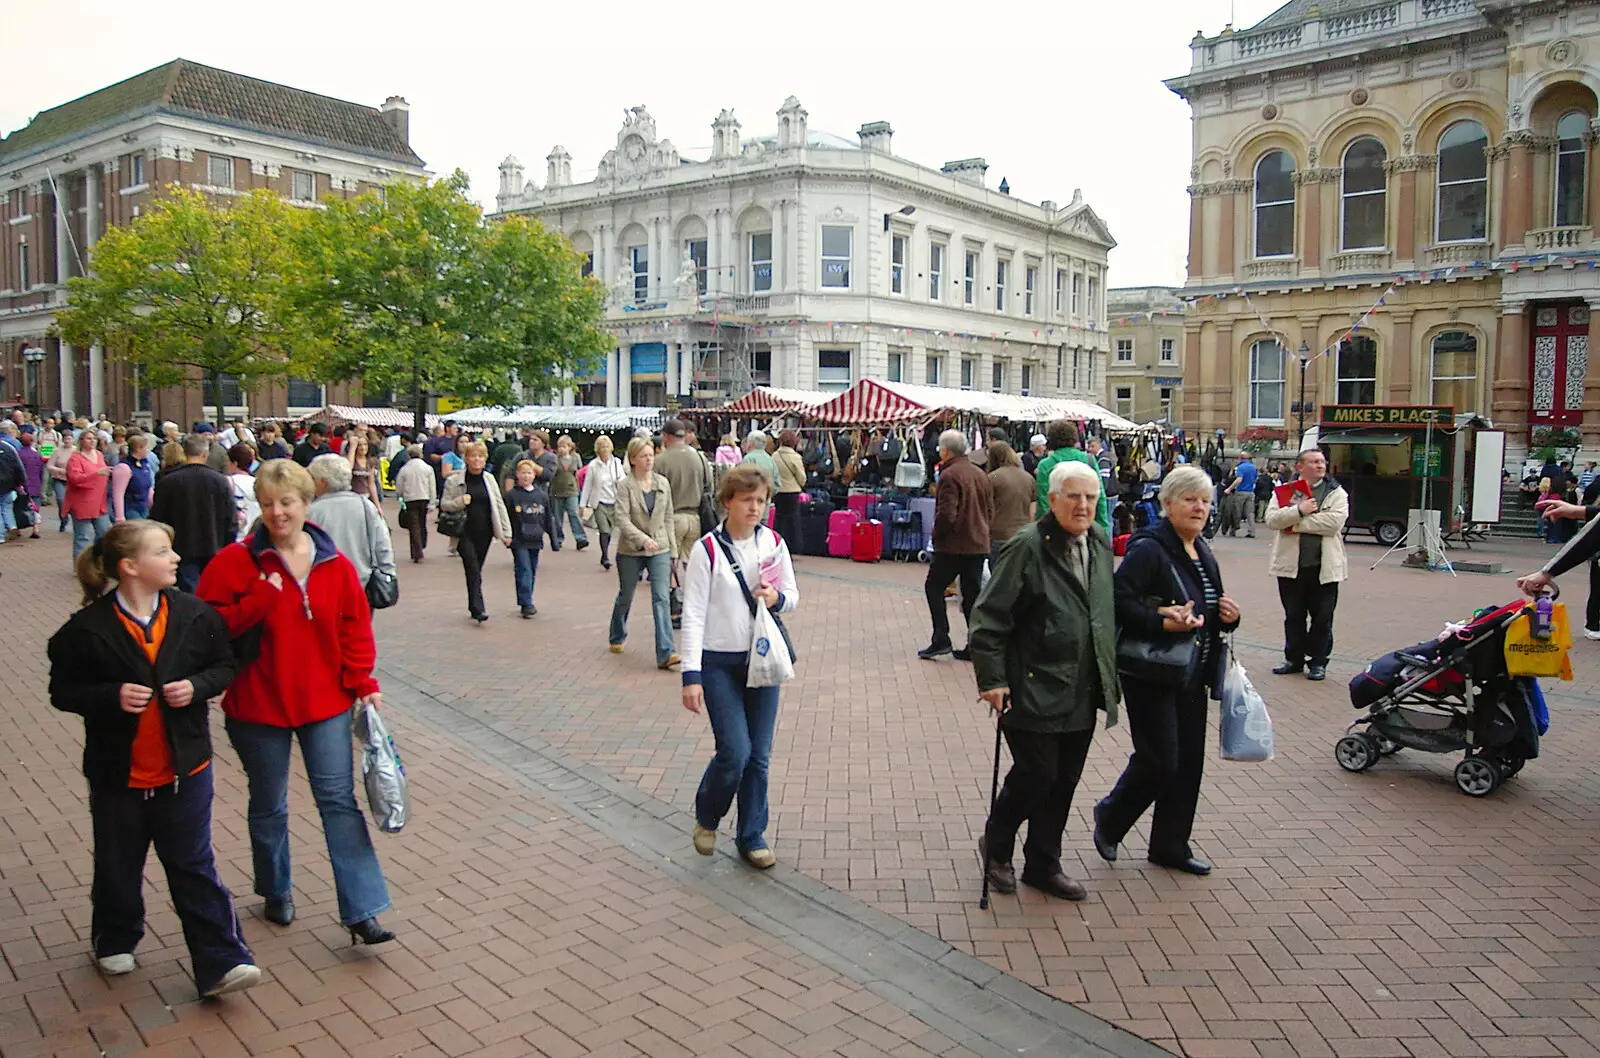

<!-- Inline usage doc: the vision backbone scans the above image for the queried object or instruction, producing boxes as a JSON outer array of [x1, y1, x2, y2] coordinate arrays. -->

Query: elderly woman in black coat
[[1093, 465, 1241, 876]]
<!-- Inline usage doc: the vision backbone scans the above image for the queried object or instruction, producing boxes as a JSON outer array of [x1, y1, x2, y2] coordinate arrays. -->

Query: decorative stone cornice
[[248, 159, 282, 178], [1383, 155, 1437, 174], [1291, 167, 1341, 186], [1188, 179, 1254, 197], [156, 142, 194, 162], [102, 157, 119, 175]]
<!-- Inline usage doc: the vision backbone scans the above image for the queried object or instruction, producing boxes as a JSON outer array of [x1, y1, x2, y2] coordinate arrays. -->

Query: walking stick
[[978, 694, 1008, 910]]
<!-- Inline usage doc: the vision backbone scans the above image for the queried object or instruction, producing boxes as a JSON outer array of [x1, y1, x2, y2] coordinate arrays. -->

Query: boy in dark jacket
[[48, 519, 260, 998], [506, 459, 549, 617]]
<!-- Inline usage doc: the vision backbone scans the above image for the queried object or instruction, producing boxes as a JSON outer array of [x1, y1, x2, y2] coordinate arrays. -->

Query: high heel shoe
[[348, 918, 395, 945]]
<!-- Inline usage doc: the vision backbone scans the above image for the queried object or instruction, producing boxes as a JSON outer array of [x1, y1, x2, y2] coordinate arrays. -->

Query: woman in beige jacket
[[439, 441, 511, 623], [609, 437, 679, 669]]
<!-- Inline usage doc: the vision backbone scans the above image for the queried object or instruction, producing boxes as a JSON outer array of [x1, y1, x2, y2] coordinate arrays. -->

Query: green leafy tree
[[55, 186, 323, 424], [301, 171, 610, 431]]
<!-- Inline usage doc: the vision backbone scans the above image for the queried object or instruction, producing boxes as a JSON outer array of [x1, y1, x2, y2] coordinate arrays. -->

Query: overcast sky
[[3, 0, 1286, 288]]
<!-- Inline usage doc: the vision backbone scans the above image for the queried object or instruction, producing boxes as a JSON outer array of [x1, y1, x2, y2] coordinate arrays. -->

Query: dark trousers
[[459, 527, 491, 618], [1588, 557, 1600, 632], [1278, 567, 1338, 666], [774, 492, 802, 553], [1097, 679, 1208, 860], [89, 766, 253, 994], [984, 726, 1094, 876], [404, 500, 429, 561], [925, 552, 986, 649]]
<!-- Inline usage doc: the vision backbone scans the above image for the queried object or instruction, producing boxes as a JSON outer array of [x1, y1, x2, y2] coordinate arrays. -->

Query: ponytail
[[74, 519, 174, 608]]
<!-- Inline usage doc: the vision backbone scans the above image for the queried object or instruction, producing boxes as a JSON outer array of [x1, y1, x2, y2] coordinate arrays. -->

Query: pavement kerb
[[376, 659, 1175, 1058]]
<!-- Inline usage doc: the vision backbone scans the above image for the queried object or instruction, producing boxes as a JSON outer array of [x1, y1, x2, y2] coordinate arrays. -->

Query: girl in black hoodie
[[48, 519, 260, 998]]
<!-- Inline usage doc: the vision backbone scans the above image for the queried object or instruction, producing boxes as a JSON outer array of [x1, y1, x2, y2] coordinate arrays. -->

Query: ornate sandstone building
[[1168, 0, 1600, 453]]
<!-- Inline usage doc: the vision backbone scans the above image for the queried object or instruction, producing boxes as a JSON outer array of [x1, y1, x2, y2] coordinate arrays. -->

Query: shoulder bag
[[697, 452, 719, 535], [232, 549, 267, 665], [363, 503, 399, 610], [1114, 560, 1197, 678], [708, 528, 797, 665], [436, 480, 468, 537], [894, 431, 926, 490]]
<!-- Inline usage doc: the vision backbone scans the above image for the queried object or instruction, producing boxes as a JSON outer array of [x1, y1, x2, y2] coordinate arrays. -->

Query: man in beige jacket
[[1263, 448, 1349, 681]]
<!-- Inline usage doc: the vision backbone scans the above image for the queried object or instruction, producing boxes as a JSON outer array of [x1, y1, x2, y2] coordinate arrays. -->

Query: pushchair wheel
[[1454, 755, 1501, 797], [1335, 734, 1378, 773]]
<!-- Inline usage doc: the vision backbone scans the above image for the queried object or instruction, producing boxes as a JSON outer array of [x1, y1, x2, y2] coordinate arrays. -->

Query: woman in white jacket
[[578, 435, 626, 572], [679, 463, 799, 870]]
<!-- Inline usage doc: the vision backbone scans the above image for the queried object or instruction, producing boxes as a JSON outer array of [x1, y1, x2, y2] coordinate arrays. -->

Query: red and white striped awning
[[720, 387, 833, 416], [309, 405, 439, 429], [807, 380, 931, 426]]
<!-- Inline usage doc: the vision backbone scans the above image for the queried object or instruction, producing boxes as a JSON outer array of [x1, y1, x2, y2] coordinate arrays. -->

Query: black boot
[[599, 533, 612, 570]]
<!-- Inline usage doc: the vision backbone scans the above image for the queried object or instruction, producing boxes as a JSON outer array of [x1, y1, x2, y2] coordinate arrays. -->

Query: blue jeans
[[550, 494, 587, 548], [71, 513, 111, 559], [0, 491, 14, 532], [53, 480, 68, 530], [124, 501, 150, 521], [512, 545, 540, 607], [610, 551, 674, 663], [695, 651, 781, 852], [225, 712, 390, 926]]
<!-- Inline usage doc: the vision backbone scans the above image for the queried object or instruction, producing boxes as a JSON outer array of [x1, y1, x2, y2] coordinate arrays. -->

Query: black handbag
[[436, 505, 467, 537], [1114, 564, 1197, 678], [232, 550, 266, 665], [697, 452, 718, 535], [363, 505, 399, 610]]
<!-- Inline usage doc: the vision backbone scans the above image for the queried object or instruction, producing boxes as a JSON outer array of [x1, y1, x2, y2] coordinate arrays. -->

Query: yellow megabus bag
[[1503, 602, 1573, 679]]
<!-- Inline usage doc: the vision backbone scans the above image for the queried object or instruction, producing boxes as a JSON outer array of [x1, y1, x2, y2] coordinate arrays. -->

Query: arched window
[[1555, 111, 1589, 227], [1430, 331, 1478, 414], [1337, 335, 1377, 405], [1254, 151, 1296, 258], [1249, 339, 1286, 422], [1341, 137, 1388, 249], [1436, 121, 1489, 242]]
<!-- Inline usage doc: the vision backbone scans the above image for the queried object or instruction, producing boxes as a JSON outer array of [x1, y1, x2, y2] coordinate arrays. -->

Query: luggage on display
[[890, 510, 923, 561], [827, 509, 860, 558], [909, 497, 937, 554], [847, 493, 873, 520], [802, 493, 835, 516], [800, 513, 832, 556], [852, 519, 884, 563]]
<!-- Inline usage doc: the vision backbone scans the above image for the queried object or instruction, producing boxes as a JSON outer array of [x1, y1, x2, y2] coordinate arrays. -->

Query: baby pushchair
[[1340, 599, 1549, 797]]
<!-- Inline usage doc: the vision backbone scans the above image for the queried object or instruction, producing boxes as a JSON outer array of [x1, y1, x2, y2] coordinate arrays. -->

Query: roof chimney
[[940, 157, 988, 187], [380, 96, 410, 145], [857, 121, 893, 154]]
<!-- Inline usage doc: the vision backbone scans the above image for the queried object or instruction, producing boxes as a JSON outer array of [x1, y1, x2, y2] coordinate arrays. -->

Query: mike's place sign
[[1320, 405, 1453, 427]]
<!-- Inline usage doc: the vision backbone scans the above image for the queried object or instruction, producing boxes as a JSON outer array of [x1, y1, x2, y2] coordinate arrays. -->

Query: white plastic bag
[[352, 702, 410, 832], [1219, 655, 1274, 762], [747, 604, 796, 687]]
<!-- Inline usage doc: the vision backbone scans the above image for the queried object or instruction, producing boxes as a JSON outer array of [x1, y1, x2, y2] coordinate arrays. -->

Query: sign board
[[1320, 405, 1453, 427], [1411, 443, 1444, 476], [435, 397, 465, 414], [1470, 430, 1505, 524]]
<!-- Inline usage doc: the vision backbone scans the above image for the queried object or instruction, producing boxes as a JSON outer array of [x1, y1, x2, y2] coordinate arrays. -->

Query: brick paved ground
[[5, 506, 1600, 1058]]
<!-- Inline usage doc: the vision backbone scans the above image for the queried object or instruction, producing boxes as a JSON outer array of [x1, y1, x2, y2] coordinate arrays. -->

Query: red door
[[1530, 301, 1592, 428]]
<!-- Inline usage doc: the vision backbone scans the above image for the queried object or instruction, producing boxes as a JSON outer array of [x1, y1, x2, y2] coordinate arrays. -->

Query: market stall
[[447, 404, 664, 432], [806, 379, 1139, 432], [719, 387, 833, 417], [307, 404, 439, 430]]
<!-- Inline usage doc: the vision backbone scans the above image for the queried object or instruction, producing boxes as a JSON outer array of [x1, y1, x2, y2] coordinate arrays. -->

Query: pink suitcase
[[827, 509, 859, 558]]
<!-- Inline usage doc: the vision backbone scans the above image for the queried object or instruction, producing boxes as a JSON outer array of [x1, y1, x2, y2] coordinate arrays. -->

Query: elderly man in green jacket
[[1033, 419, 1110, 532], [970, 459, 1120, 902]]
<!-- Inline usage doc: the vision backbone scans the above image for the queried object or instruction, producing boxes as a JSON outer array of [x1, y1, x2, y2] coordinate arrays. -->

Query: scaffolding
[[690, 297, 763, 405]]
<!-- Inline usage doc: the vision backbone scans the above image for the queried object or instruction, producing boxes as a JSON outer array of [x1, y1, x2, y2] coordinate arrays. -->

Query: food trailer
[[1309, 405, 1462, 546]]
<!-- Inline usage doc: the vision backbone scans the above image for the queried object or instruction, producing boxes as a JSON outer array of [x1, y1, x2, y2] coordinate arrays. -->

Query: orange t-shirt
[[114, 597, 209, 788]]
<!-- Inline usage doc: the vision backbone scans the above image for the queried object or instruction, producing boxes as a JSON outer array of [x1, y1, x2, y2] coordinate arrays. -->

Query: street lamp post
[[1295, 341, 1311, 444]]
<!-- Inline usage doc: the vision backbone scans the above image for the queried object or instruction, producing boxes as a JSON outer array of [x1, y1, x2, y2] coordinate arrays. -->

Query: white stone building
[[492, 100, 1116, 409]]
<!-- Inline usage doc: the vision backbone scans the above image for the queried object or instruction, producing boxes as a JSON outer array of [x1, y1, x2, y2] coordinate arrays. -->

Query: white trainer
[[97, 953, 136, 975], [202, 964, 262, 998], [1585, 629, 1600, 640]]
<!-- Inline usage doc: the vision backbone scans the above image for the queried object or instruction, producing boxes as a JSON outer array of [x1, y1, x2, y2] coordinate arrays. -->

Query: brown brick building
[[0, 59, 428, 425]]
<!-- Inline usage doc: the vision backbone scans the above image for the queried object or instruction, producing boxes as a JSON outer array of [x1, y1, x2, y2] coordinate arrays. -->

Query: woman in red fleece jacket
[[196, 459, 397, 946]]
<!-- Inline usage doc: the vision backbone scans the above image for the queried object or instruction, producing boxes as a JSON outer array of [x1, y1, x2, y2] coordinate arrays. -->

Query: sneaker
[[202, 964, 262, 998], [658, 653, 681, 670], [609, 643, 624, 653], [97, 953, 136, 976], [1585, 629, 1600, 641], [918, 642, 954, 660], [520, 605, 537, 618]]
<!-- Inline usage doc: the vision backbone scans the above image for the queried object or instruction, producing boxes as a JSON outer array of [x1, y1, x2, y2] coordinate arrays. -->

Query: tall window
[[1071, 273, 1082, 314], [991, 360, 1006, 393], [928, 243, 943, 300], [752, 347, 773, 385], [963, 250, 977, 305], [287, 377, 323, 407], [218, 372, 244, 408], [686, 238, 708, 295], [127, 154, 144, 187], [581, 252, 594, 278], [1341, 137, 1388, 249], [887, 349, 904, 382], [1248, 339, 1286, 422], [817, 347, 852, 388], [12, 187, 27, 214], [1087, 277, 1099, 322], [1072, 347, 1081, 389], [1115, 386, 1133, 418], [1254, 150, 1296, 258], [1160, 337, 1176, 363], [17, 237, 28, 289], [926, 354, 942, 386], [1431, 330, 1478, 414], [1020, 363, 1034, 396], [1436, 121, 1488, 242], [961, 358, 975, 389], [1336, 335, 1378, 405], [1555, 111, 1589, 227], [629, 244, 649, 302], [995, 259, 1008, 311], [890, 233, 907, 294], [1115, 338, 1134, 363], [1024, 266, 1037, 316], [1159, 387, 1174, 421], [1087, 348, 1096, 390], [292, 170, 316, 202], [208, 154, 234, 189], [821, 226, 852, 289], [750, 232, 772, 292], [1054, 268, 1065, 313], [1056, 347, 1064, 389]]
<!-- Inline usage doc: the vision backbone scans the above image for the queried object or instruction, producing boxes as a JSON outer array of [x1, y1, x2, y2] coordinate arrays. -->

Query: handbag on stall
[[893, 430, 926, 489]]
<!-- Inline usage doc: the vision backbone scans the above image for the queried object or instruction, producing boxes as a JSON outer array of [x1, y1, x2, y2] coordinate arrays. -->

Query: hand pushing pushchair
[[1340, 598, 1552, 797]]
